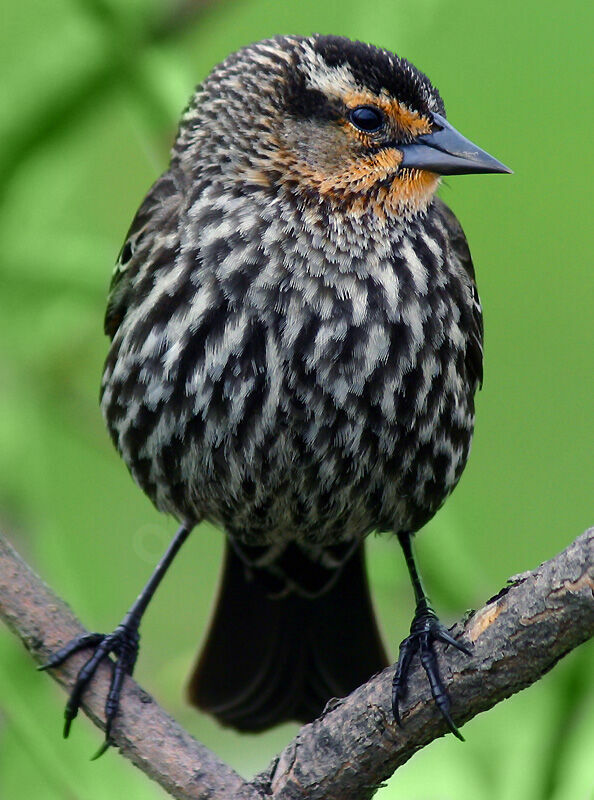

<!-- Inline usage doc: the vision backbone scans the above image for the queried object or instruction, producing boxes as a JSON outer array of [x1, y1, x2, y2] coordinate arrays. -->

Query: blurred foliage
[[1, 0, 593, 798]]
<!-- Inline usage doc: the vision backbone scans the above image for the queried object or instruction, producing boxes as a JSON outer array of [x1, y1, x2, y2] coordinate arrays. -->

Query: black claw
[[90, 709, 116, 760], [63, 640, 110, 737], [445, 712, 464, 741], [63, 715, 73, 739], [392, 606, 470, 738], [418, 634, 464, 740], [434, 625, 472, 656], [91, 738, 113, 761], [391, 633, 419, 725]]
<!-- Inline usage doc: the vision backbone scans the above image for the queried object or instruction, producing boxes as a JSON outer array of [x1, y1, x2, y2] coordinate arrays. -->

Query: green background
[[1, 0, 593, 798]]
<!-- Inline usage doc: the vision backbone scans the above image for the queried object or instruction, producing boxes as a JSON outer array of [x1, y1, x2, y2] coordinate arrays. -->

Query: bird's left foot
[[391, 604, 471, 740]]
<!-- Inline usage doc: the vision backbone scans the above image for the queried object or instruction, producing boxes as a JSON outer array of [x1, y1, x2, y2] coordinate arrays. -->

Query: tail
[[187, 540, 389, 732]]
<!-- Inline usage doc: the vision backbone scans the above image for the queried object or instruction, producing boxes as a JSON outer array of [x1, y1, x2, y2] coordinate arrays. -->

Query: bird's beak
[[399, 112, 512, 176]]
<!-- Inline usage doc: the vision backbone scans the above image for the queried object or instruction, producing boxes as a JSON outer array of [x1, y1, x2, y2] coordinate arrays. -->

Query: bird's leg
[[391, 531, 471, 740], [40, 523, 192, 756]]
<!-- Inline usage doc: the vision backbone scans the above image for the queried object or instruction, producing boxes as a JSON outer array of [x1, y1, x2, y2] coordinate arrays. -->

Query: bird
[[41, 34, 511, 751]]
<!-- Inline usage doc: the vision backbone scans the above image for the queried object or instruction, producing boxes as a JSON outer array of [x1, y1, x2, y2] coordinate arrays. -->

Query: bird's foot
[[391, 604, 471, 740], [39, 616, 140, 757]]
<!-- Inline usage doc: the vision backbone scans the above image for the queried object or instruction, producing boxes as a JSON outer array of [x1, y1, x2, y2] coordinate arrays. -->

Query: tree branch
[[1, 529, 593, 800], [0, 533, 259, 800]]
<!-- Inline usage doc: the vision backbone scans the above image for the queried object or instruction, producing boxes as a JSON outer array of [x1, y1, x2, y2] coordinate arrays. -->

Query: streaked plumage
[[102, 36, 481, 548], [44, 35, 509, 745]]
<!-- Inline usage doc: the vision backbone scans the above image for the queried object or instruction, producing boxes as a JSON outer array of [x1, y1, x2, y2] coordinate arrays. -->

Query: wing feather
[[104, 171, 181, 339]]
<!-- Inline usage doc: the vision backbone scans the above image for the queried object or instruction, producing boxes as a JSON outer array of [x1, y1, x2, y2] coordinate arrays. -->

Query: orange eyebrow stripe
[[343, 89, 432, 136]]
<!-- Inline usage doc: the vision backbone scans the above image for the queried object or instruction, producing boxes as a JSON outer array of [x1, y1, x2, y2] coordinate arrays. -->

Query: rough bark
[[1, 529, 593, 800]]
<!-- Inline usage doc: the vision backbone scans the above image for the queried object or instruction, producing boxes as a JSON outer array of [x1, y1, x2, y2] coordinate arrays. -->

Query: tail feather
[[188, 540, 388, 731]]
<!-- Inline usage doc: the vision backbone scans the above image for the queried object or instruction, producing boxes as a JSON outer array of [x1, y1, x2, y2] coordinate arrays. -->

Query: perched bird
[[42, 34, 510, 749]]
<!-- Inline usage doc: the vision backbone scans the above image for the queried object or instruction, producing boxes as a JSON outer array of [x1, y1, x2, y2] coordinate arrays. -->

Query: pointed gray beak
[[399, 112, 512, 176]]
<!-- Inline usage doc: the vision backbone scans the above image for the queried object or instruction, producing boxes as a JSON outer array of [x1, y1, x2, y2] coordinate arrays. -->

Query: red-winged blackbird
[[42, 35, 510, 750]]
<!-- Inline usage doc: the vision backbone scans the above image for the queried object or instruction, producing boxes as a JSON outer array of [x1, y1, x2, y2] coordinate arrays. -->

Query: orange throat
[[292, 150, 440, 220]]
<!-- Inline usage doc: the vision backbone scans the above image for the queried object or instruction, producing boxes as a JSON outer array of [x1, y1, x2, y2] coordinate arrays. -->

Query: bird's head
[[178, 35, 510, 221]]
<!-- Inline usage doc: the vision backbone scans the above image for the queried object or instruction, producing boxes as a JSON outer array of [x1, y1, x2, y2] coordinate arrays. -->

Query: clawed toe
[[391, 610, 471, 740], [41, 623, 140, 753]]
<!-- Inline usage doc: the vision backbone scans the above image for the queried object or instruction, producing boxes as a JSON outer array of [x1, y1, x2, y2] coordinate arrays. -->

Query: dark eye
[[348, 105, 384, 133]]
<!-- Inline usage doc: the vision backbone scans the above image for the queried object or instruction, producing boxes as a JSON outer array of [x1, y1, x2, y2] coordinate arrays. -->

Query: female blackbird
[[43, 34, 510, 750]]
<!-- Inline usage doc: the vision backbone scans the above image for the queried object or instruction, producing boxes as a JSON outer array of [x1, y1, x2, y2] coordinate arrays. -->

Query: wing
[[105, 170, 182, 340], [433, 197, 484, 388]]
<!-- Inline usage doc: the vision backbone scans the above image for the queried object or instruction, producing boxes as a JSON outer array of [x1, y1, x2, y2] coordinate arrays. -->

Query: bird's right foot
[[39, 617, 141, 756]]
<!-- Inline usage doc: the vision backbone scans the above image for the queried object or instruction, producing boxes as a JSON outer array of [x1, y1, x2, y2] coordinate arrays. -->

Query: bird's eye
[[348, 106, 384, 133]]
